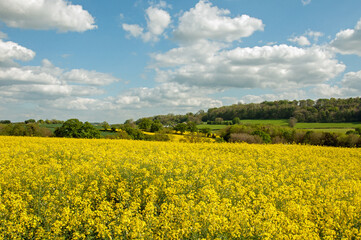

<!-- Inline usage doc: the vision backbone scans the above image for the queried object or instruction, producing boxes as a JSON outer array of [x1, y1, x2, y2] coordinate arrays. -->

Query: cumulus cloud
[[114, 83, 222, 110], [240, 90, 307, 104], [288, 36, 311, 46], [122, 24, 144, 38], [173, 0, 264, 43], [46, 97, 113, 110], [63, 69, 120, 86], [0, 39, 36, 66], [331, 18, 361, 56], [152, 43, 345, 89], [341, 70, 361, 90], [0, 67, 60, 86], [122, 6, 171, 42], [288, 31, 323, 46], [312, 70, 361, 98], [0, 0, 96, 32], [0, 39, 119, 105]]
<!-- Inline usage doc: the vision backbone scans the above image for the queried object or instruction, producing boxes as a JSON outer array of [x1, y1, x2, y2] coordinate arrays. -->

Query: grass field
[[295, 122, 361, 129], [1, 136, 361, 239], [39, 123, 63, 132], [198, 120, 361, 134]]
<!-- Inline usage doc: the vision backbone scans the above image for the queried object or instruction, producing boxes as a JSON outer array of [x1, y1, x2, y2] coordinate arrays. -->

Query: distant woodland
[[148, 97, 361, 125], [1, 97, 361, 147]]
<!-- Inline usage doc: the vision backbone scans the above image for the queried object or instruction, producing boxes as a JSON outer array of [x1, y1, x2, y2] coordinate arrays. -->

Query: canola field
[[1, 136, 361, 239]]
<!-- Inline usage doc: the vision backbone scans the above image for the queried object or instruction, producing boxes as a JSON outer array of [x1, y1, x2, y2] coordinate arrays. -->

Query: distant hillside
[[146, 97, 361, 125]]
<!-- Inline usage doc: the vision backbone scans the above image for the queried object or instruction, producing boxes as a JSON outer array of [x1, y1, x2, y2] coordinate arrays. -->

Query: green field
[[39, 123, 63, 132], [43, 120, 361, 136], [295, 122, 361, 129], [238, 119, 289, 126], [198, 120, 361, 134]]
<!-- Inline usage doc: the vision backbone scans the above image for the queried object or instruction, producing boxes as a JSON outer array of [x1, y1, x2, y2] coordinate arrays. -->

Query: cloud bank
[[0, 0, 97, 32]]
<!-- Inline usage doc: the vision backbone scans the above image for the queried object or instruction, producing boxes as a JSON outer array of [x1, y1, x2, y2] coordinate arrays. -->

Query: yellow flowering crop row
[[1, 136, 361, 239]]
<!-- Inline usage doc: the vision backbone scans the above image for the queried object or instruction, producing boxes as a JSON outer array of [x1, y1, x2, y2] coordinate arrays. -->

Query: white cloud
[[312, 84, 345, 98], [144, 7, 171, 41], [288, 31, 323, 46], [150, 0, 171, 9], [151, 40, 226, 68], [0, 39, 36, 66], [47, 97, 113, 110], [312, 70, 361, 98], [0, 0, 96, 32], [152, 43, 345, 89], [0, 39, 120, 105], [341, 70, 361, 90], [306, 30, 324, 41], [122, 6, 171, 42], [302, 0, 312, 6], [331, 18, 361, 56], [63, 69, 120, 86], [173, 0, 264, 43], [122, 24, 144, 38], [0, 67, 61, 86], [240, 91, 307, 104], [288, 36, 311, 46], [114, 83, 222, 110]]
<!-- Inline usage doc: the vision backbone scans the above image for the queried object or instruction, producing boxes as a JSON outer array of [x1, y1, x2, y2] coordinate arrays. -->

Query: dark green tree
[[150, 121, 163, 132], [25, 119, 36, 124], [54, 119, 100, 138], [137, 118, 153, 131], [232, 117, 241, 125], [187, 121, 198, 133]]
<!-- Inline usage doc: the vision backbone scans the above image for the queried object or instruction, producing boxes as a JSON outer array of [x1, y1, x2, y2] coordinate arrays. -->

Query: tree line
[[143, 97, 361, 125], [203, 98, 361, 123], [219, 124, 361, 147]]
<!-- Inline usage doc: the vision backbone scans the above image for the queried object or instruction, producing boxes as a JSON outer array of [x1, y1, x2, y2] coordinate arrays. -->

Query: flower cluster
[[1, 136, 361, 239]]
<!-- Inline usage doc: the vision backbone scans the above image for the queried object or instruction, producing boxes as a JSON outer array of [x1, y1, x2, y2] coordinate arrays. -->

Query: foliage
[[101, 121, 110, 130], [54, 119, 100, 139], [0, 123, 52, 137], [288, 117, 297, 128], [24, 119, 36, 124], [137, 118, 153, 131], [1, 136, 361, 239], [173, 123, 188, 134], [150, 120, 163, 132], [232, 117, 241, 125], [120, 124, 146, 140], [0, 120, 11, 124], [203, 97, 361, 123], [219, 123, 361, 147]]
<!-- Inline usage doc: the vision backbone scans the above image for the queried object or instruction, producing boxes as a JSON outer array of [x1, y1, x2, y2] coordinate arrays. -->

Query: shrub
[[229, 133, 263, 144]]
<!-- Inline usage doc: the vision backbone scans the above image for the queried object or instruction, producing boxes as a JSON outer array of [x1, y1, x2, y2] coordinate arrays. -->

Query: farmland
[[1, 136, 361, 239], [198, 120, 361, 134]]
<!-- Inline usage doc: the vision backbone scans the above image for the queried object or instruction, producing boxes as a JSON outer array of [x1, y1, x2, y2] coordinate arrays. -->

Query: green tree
[[187, 121, 198, 133], [54, 119, 100, 138], [137, 118, 153, 131], [101, 121, 110, 130], [150, 121, 163, 132], [288, 117, 297, 128], [232, 117, 241, 125], [174, 123, 187, 134], [25, 119, 36, 124]]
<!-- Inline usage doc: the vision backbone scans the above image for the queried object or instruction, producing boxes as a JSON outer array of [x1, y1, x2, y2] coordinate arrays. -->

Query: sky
[[1, 0, 361, 123]]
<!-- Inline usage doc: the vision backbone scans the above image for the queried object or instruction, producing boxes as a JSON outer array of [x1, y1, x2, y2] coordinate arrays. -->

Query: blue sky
[[1, 0, 361, 123]]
